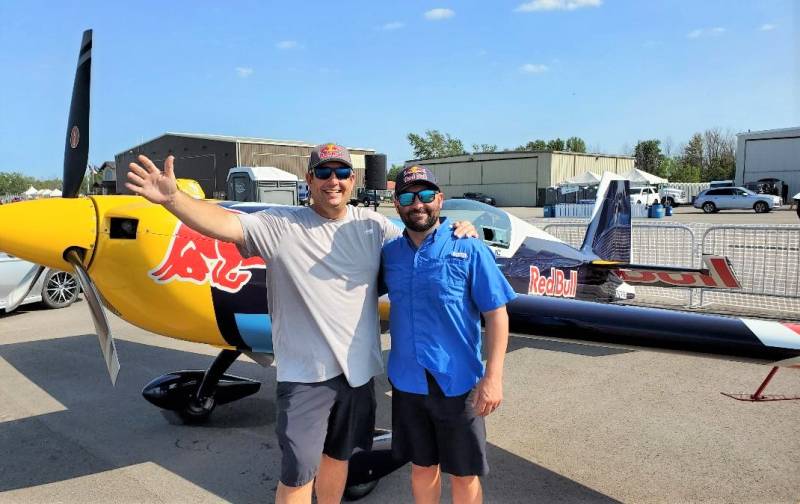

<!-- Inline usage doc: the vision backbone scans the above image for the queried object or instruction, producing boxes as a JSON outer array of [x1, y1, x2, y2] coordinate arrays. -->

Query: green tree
[[471, 143, 498, 153], [407, 130, 466, 159], [668, 162, 701, 183], [565, 136, 587, 153], [387, 164, 403, 182], [682, 133, 704, 174], [634, 139, 663, 176], [518, 139, 547, 151], [546, 138, 565, 151]]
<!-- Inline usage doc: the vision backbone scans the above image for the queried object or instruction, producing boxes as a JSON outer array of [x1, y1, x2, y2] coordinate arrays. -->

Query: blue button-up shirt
[[382, 218, 517, 397]]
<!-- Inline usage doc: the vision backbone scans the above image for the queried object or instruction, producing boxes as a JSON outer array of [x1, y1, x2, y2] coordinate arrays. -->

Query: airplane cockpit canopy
[[441, 199, 512, 249]]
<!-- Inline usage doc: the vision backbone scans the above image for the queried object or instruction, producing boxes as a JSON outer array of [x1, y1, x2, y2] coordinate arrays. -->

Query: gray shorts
[[391, 372, 488, 477], [276, 374, 376, 487]]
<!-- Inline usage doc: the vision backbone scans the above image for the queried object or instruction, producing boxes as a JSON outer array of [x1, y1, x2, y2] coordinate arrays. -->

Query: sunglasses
[[396, 189, 439, 206], [312, 166, 353, 180]]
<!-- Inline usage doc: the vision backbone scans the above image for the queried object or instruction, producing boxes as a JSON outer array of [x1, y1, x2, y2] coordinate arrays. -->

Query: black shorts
[[391, 372, 488, 477], [276, 374, 376, 487]]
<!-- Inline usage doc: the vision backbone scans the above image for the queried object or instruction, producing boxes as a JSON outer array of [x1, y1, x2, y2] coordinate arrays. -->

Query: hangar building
[[115, 133, 375, 199], [405, 151, 634, 206], [735, 127, 800, 201]]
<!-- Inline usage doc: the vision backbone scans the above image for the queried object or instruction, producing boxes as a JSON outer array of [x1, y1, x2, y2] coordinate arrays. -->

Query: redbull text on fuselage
[[528, 266, 578, 298], [150, 221, 265, 293]]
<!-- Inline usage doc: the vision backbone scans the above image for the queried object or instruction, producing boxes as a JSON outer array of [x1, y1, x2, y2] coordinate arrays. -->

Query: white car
[[659, 187, 689, 207], [0, 252, 80, 312], [629, 186, 661, 206]]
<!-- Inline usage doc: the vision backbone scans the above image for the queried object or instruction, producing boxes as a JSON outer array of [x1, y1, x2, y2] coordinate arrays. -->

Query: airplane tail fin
[[580, 174, 631, 262]]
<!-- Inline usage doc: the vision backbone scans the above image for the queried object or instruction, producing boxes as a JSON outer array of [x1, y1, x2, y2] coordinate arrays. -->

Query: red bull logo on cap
[[528, 266, 578, 298], [150, 220, 265, 293], [403, 165, 431, 184], [319, 143, 344, 160]]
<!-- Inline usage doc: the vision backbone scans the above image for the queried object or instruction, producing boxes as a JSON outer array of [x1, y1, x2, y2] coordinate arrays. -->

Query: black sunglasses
[[312, 166, 353, 180]]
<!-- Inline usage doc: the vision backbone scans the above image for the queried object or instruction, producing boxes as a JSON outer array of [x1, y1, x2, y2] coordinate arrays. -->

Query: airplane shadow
[[0, 336, 618, 503]]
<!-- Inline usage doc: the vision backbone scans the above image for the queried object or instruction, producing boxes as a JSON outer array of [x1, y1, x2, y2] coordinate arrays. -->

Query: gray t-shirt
[[237, 205, 401, 386]]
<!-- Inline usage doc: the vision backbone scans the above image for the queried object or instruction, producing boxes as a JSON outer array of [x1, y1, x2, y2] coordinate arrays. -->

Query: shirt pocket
[[429, 257, 469, 303]]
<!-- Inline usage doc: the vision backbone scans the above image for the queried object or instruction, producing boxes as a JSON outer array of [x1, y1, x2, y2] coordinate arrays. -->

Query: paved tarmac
[[1, 302, 799, 503]]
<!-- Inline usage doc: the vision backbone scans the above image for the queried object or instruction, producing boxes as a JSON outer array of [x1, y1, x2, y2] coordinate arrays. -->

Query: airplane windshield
[[441, 199, 512, 249]]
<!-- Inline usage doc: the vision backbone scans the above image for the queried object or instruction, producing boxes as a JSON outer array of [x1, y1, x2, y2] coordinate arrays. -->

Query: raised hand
[[125, 155, 178, 205]]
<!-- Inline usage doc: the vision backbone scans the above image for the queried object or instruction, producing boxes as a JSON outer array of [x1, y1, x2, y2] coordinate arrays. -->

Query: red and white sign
[[528, 266, 578, 298]]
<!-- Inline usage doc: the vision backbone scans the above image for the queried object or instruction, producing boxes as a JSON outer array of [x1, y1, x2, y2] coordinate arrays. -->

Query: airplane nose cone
[[0, 197, 97, 271]]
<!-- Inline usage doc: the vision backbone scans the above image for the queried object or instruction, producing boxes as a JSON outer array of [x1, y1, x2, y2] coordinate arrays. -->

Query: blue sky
[[0, 0, 796, 180]]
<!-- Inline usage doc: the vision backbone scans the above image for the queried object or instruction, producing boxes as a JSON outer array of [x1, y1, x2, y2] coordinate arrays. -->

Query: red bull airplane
[[2, 30, 799, 497]]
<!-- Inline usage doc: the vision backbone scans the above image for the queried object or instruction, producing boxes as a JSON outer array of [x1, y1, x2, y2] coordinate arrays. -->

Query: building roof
[[736, 126, 800, 139], [408, 150, 633, 164], [120, 132, 375, 154], [228, 166, 299, 181]]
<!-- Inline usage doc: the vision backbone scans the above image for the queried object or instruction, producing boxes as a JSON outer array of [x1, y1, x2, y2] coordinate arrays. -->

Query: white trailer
[[226, 166, 300, 205]]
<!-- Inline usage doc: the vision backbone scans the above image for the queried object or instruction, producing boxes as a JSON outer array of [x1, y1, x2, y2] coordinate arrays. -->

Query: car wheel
[[701, 202, 716, 214], [636, 200, 642, 205], [754, 201, 768, 213], [41, 270, 79, 309]]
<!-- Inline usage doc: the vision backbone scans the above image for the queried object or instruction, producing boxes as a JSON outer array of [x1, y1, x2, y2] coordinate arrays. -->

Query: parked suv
[[693, 187, 781, 213], [462, 192, 496, 206]]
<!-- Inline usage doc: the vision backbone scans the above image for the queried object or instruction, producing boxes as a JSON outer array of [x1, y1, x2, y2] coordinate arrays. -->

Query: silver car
[[0, 252, 80, 312], [693, 187, 781, 213]]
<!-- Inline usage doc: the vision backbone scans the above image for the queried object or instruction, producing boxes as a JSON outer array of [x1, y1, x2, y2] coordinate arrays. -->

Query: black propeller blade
[[62, 29, 91, 198]]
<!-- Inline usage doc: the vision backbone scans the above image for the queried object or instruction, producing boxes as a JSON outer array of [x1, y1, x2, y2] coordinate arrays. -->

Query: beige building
[[406, 151, 634, 206]]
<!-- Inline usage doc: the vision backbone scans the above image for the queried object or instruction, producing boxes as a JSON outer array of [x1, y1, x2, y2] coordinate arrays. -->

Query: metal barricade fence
[[542, 221, 697, 307], [553, 203, 648, 218], [538, 219, 800, 317], [699, 225, 800, 318]]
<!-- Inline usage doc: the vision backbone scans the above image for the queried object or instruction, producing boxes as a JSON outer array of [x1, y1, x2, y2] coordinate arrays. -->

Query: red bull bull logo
[[150, 221, 265, 293], [528, 266, 578, 298]]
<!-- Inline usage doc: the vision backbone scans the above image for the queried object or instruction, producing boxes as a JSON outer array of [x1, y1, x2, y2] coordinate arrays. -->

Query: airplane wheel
[[178, 396, 216, 424], [344, 480, 379, 501]]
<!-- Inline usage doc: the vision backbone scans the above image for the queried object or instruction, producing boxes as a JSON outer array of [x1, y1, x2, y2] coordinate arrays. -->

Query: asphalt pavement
[[1, 302, 799, 503]]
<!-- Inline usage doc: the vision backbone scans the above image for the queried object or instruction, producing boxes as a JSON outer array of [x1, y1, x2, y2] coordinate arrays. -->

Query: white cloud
[[276, 40, 299, 50], [686, 27, 725, 39], [760, 23, 776, 31], [380, 21, 405, 30], [424, 8, 455, 21], [515, 0, 602, 12], [520, 63, 549, 74], [235, 67, 253, 78]]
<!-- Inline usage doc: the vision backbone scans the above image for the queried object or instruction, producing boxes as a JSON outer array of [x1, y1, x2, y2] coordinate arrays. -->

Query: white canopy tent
[[23, 186, 37, 197], [50, 189, 62, 197], [622, 168, 667, 185], [560, 171, 601, 186]]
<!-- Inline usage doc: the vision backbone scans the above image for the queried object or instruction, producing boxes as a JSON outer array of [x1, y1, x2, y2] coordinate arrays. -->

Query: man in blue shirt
[[382, 165, 517, 504]]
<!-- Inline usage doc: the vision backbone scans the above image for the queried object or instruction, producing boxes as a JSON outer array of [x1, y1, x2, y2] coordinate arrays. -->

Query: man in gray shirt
[[126, 143, 471, 504]]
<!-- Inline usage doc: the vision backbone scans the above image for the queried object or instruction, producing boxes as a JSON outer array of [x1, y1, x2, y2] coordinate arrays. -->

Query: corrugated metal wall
[[409, 151, 633, 206], [238, 143, 373, 187]]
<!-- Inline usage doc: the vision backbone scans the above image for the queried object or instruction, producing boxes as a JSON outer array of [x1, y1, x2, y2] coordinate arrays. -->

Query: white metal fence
[[554, 203, 648, 218], [539, 219, 800, 319]]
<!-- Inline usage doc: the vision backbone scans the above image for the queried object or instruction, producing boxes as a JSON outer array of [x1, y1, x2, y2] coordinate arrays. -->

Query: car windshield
[[441, 199, 511, 248]]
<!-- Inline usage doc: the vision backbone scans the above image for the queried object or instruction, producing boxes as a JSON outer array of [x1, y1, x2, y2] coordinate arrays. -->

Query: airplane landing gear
[[142, 349, 261, 423], [344, 429, 407, 500]]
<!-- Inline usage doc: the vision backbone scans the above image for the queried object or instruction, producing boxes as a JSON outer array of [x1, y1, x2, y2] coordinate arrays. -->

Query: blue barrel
[[649, 203, 665, 218], [664, 205, 673, 216]]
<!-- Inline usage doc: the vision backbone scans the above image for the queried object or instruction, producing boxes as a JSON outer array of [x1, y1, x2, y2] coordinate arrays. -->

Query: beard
[[400, 207, 439, 232]]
